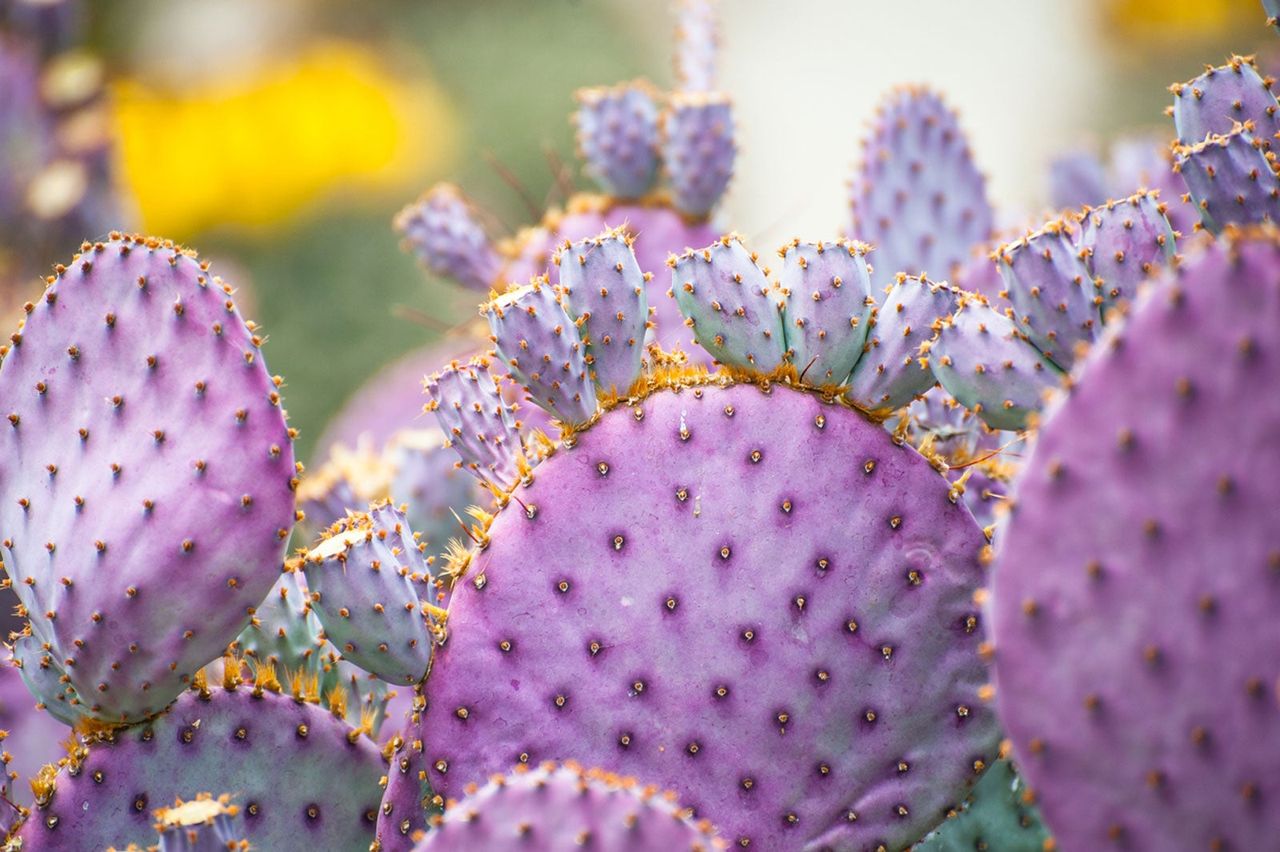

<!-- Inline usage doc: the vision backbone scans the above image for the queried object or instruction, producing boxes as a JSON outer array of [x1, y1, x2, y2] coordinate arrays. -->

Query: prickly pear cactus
[[991, 227, 1280, 850], [1173, 125, 1280, 234], [0, 234, 298, 724], [18, 667, 385, 850], [413, 761, 725, 850], [850, 86, 994, 288], [382, 234, 998, 851], [1171, 56, 1280, 150]]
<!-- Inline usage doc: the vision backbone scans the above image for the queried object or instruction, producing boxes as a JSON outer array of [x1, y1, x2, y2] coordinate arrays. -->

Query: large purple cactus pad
[[19, 681, 385, 850], [993, 229, 1280, 850], [406, 382, 996, 850], [0, 235, 296, 722], [414, 761, 725, 850]]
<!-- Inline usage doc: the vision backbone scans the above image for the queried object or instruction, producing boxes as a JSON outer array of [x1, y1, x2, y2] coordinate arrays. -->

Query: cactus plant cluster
[[1, 2, 1279, 852]]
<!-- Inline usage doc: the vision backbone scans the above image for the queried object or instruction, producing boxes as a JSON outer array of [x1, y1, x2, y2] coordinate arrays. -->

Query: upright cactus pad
[[775, 239, 875, 388], [914, 759, 1050, 852], [674, 0, 719, 93], [1171, 56, 1280, 148], [404, 377, 996, 850], [1173, 125, 1280, 234], [850, 86, 994, 289], [394, 186, 503, 292], [0, 234, 297, 723], [994, 219, 1098, 370], [931, 294, 1063, 432], [424, 359, 524, 492], [1075, 190, 1177, 313], [483, 279, 598, 427], [992, 228, 1280, 850], [303, 503, 439, 686], [18, 673, 386, 850], [574, 83, 661, 200], [845, 274, 959, 412], [555, 230, 650, 397], [661, 93, 735, 219], [414, 761, 725, 851], [669, 236, 786, 373]]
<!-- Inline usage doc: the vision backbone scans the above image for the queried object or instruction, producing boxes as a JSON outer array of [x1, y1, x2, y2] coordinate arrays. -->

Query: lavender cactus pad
[[1171, 56, 1280, 148], [0, 234, 296, 723], [414, 761, 726, 851], [1174, 126, 1280, 234], [407, 380, 996, 850], [992, 228, 1280, 849], [19, 676, 385, 850]]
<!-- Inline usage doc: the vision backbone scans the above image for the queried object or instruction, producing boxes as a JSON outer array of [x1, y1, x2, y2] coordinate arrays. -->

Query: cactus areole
[[387, 260, 1002, 852]]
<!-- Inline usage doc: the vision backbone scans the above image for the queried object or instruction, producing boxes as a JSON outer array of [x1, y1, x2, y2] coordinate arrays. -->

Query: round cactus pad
[[18, 679, 385, 850], [412, 381, 995, 850], [993, 231, 1280, 849]]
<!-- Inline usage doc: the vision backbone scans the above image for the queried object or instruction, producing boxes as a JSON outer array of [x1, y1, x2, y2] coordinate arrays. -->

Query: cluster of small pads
[[0, 2, 1279, 852]]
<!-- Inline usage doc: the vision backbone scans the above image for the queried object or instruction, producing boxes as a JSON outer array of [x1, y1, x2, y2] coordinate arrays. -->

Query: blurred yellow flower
[[112, 41, 456, 237], [1103, 0, 1260, 44]]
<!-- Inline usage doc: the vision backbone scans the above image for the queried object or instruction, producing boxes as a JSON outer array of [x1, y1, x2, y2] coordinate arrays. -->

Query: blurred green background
[[10, 0, 1275, 460]]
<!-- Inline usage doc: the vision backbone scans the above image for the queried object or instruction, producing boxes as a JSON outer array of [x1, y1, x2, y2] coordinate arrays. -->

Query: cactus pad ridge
[[850, 86, 995, 290], [394, 185, 504, 292], [992, 227, 1280, 850], [1173, 123, 1280, 234], [16, 673, 385, 850], [412, 760, 726, 850], [574, 82, 661, 200], [302, 502, 440, 686], [1171, 56, 1280, 149], [0, 233, 297, 724]]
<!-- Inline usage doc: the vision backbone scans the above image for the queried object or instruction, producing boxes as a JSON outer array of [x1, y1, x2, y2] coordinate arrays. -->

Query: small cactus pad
[[484, 279, 598, 427], [151, 793, 247, 852], [414, 761, 726, 851], [845, 275, 959, 412], [235, 571, 323, 676], [424, 360, 524, 492], [574, 84, 661, 199], [409, 381, 996, 850], [1075, 190, 1177, 312], [669, 237, 786, 373], [18, 677, 385, 849], [1171, 56, 1280, 148], [0, 234, 296, 723], [395, 185, 503, 292], [850, 87, 994, 289], [994, 220, 1098, 370], [932, 294, 1064, 432], [1174, 125, 1280, 234], [992, 229, 1280, 849], [661, 93, 735, 219], [674, 0, 718, 93], [914, 760, 1050, 852], [776, 239, 875, 387], [555, 230, 650, 396], [303, 503, 437, 686]]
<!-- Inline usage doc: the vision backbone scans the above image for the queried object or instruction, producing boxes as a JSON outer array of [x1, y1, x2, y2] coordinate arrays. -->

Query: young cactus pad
[[991, 228, 1280, 849], [18, 673, 386, 849], [1171, 56, 1280, 149], [412, 761, 726, 851], [302, 502, 438, 686], [849, 86, 994, 289], [150, 793, 248, 852], [913, 759, 1049, 852], [0, 234, 297, 723], [1173, 125, 1280, 234], [402, 374, 996, 849]]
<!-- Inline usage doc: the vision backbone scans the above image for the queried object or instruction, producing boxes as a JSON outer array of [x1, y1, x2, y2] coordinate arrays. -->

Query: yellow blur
[[1104, 0, 1261, 43], [112, 41, 456, 237]]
